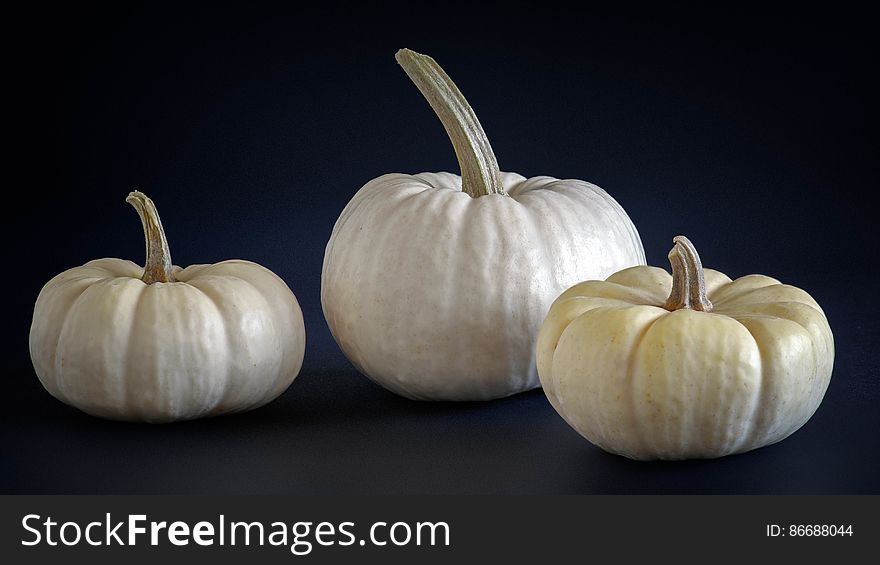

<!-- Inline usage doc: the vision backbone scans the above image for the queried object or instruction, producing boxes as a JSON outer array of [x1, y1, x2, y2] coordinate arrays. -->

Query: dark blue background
[[4, 3, 878, 493]]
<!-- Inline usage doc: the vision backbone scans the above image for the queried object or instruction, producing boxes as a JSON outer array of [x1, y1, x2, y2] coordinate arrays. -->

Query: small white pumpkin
[[321, 49, 645, 401], [537, 236, 834, 460], [29, 192, 305, 422]]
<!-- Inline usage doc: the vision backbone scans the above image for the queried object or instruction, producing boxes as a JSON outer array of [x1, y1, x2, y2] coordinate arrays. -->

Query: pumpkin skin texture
[[536, 236, 834, 460], [322, 171, 645, 401], [29, 193, 305, 422]]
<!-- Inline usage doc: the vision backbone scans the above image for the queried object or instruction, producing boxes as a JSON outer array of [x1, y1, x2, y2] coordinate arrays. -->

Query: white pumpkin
[[537, 236, 834, 460], [321, 49, 645, 401], [29, 192, 305, 422]]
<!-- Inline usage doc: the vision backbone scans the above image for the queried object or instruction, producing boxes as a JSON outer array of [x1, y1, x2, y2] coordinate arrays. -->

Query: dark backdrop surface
[[4, 4, 878, 493]]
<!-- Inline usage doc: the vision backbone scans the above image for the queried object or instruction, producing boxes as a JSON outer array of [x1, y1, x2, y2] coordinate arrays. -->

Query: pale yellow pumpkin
[[537, 236, 834, 460]]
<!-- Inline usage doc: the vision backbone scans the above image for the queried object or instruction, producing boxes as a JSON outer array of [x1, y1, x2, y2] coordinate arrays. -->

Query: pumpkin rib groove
[[620, 307, 662, 459], [52, 277, 125, 401], [115, 279, 146, 418], [724, 312, 765, 453], [180, 277, 233, 414], [613, 307, 665, 458]]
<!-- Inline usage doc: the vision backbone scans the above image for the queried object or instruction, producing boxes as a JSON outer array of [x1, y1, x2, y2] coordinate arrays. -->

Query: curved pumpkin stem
[[395, 48, 505, 198], [664, 235, 713, 312], [126, 191, 176, 284]]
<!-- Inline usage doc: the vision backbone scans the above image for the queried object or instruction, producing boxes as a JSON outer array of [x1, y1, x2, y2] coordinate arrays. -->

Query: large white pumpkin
[[321, 49, 645, 400], [29, 192, 305, 422]]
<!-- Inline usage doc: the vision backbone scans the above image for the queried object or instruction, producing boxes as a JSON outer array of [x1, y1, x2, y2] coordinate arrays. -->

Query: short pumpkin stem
[[126, 191, 176, 284], [664, 235, 713, 312], [395, 48, 505, 198]]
